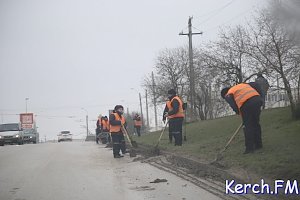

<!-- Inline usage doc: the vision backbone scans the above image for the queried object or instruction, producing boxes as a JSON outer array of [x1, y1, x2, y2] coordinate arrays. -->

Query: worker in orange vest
[[109, 105, 126, 158], [221, 82, 263, 154], [162, 89, 185, 146], [133, 114, 142, 137], [101, 116, 110, 143]]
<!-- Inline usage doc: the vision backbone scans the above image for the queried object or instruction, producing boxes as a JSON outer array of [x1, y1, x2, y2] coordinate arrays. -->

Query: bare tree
[[201, 26, 257, 86], [142, 47, 190, 121], [248, 8, 300, 118]]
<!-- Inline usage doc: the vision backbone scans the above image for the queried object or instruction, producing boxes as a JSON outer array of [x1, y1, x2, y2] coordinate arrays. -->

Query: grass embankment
[[134, 107, 300, 181]]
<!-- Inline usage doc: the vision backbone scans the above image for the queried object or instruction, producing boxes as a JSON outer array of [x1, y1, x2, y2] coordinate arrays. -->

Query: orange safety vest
[[134, 119, 142, 127], [101, 119, 110, 131], [166, 96, 185, 119], [109, 113, 126, 133], [226, 83, 260, 109]]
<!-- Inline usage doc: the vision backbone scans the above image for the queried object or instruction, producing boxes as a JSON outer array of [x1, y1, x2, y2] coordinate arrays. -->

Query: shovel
[[121, 125, 137, 157], [211, 123, 243, 164], [153, 119, 169, 156]]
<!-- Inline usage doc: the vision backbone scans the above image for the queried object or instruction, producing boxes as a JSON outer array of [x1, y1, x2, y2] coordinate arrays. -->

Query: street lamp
[[25, 98, 29, 113], [81, 108, 89, 137]]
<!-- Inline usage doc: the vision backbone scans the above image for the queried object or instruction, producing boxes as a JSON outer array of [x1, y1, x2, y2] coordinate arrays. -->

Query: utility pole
[[86, 115, 89, 136], [151, 72, 158, 129], [179, 16, 202, 121], [145, 89, 150, 129], [81, 108, 89, 137], [277, 75, 280, 107], [25, 98, 29, 113], [138, 92, 144, 126]]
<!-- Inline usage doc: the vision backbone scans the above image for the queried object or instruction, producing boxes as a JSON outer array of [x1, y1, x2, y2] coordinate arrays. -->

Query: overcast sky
[[0, 0, 267, 140]]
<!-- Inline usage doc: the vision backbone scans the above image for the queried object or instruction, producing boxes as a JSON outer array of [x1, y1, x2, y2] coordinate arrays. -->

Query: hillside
[[135, 107, 300, 182]]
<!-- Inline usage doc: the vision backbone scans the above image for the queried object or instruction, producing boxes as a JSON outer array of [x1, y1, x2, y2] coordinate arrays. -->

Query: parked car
[[58, 131, 72, 142], [23, 128, 39, 144], [0, 123, 24, 146]]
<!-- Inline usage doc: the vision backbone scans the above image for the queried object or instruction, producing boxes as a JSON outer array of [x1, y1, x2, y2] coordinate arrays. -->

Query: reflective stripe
[[235, 90, 258, 103]]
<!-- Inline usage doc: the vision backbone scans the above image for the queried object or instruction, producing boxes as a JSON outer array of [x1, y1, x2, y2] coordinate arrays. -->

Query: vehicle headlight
[[0, 136, 2, 139], [30, 136, 33, 138], [15, 135, 20, 138]]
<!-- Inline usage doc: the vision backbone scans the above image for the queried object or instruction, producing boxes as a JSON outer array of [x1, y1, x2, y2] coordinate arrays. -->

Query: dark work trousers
[[168, 126, 173, 143], [135, 126, 141, 137], [261, 93, 266, 109], [111, 132, 126, 156], [107, 133, 111, 143], [240, 96, 263, 151], [96, 127, 101, 144], [168, 118, 184, 146], [103, 129, 110, 143]]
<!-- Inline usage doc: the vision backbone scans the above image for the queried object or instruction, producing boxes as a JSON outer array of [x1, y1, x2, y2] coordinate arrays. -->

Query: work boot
[[255, 143, 263, 150], [243, 149, 254, 154], [114, 154, 122, 158]]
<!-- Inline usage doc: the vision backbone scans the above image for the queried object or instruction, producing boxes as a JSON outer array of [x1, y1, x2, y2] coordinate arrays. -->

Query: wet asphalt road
[[0, 141, 221, 200]]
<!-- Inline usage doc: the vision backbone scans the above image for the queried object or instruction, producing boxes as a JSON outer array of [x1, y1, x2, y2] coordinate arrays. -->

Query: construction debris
[[149, 178, 168, 183]]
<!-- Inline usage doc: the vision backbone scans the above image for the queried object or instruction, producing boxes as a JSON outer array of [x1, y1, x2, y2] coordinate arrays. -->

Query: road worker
[[133, 114, 142, 137], [109, 105, 127, 158], [162, 89, 185, 146], [255, 73, 270, 109], [101, 116, 110, 143], [95, 115, 102, 144], [221, 82, 263, 154]]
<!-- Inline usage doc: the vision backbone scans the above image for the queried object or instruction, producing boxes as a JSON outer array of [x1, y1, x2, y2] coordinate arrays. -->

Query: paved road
[[0, 141, 221, 200]]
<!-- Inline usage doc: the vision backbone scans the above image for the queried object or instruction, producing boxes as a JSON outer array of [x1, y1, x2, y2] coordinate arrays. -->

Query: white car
[[0, 123, 24, 146], [58, 131, 72, 142]]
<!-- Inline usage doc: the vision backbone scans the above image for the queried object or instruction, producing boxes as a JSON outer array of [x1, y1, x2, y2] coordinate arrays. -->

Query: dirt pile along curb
[[134, 144, 293, 200]]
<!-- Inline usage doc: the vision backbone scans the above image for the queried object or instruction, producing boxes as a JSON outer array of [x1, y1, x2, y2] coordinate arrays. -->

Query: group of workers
[[95, 105, 143, 158], [96, 72, 269, 158]]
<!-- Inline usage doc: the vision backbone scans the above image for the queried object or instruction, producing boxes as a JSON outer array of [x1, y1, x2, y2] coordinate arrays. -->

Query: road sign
[[20, 113, 34, 124], [21, 124, 33, 129]]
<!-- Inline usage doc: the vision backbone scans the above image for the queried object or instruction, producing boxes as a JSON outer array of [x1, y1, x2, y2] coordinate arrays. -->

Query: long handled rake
[[121, 125, 137, 157], [153, 119, 169, 156], [211, 123, 243, 164]]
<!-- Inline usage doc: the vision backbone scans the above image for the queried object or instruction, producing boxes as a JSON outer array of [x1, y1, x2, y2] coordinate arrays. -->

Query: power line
[[196, 0, 236, 19], [180, 1, 236, 37], [203, 8, 251, 33], [193, 0, 236, 27]]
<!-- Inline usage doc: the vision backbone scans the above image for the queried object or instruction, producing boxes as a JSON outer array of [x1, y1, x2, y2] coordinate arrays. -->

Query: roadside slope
[[135, 107, 300, 182]]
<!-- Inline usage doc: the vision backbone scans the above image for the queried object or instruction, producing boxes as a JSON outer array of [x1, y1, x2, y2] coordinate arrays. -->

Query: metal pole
[[81, 108, 89, 136], [188, 17, 194, 120], [145, 90, 150, 128], [25, 98, 29, 113], [179, 17, 202, 121], [277, 75, 280, 107], [86, 115, 89, 136], [139, 92, 144, 126], [151, 72, 158, 129]]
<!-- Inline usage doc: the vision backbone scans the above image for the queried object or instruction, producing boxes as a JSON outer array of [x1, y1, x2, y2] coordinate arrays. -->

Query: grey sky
[[0, 0, 266, 140]]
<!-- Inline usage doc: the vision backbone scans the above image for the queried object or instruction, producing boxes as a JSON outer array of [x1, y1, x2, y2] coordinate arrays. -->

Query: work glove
[[164, 112, 168, 118]]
